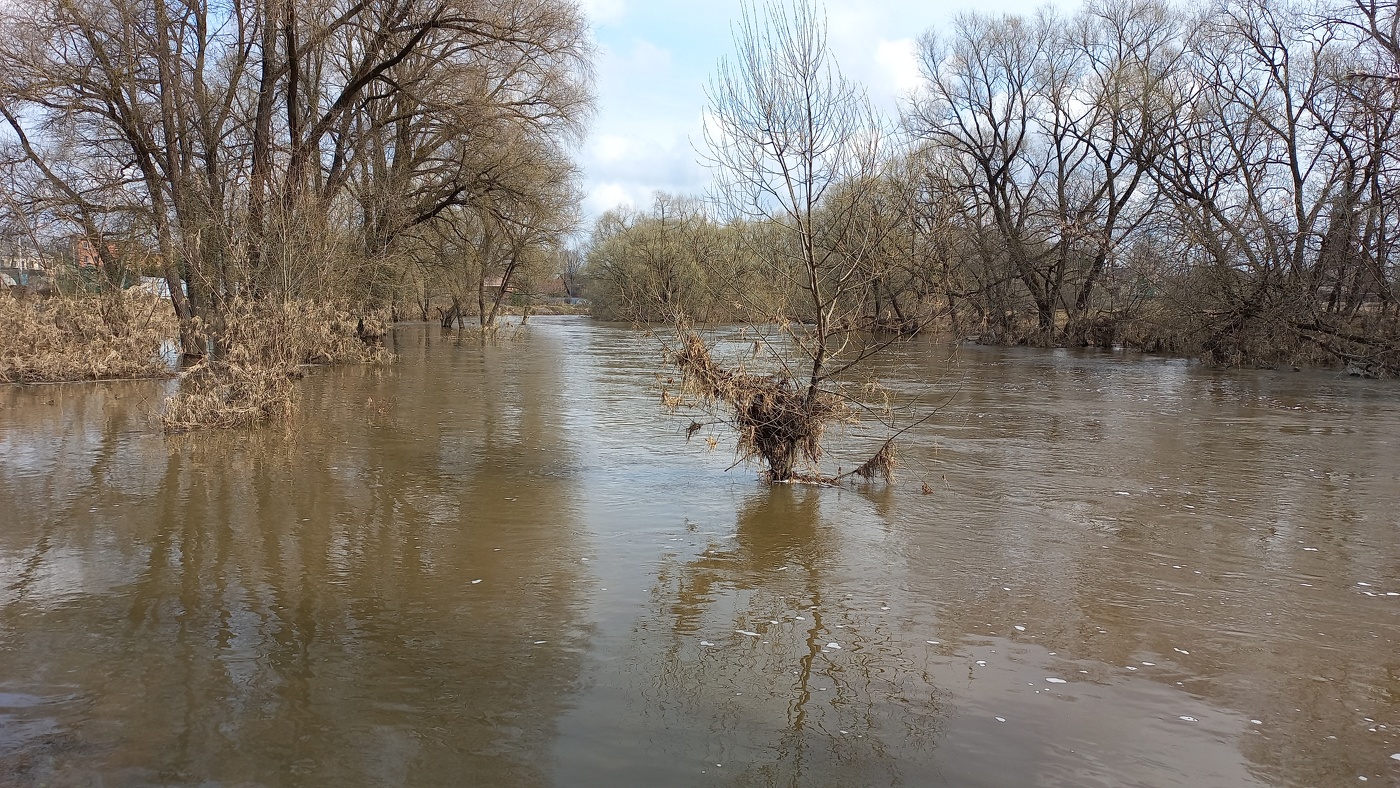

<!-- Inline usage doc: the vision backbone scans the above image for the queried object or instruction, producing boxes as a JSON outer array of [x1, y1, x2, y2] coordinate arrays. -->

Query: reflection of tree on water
[[0, 326, 594, 786], [646, 486, 944, 786]]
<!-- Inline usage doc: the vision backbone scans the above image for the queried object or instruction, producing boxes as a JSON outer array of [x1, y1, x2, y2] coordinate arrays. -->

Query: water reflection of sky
[[1, 321, 1398, 786]]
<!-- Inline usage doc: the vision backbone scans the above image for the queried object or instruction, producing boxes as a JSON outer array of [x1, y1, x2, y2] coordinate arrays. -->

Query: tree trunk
[[764, 442, 797, 482], [440, 297, 460, 328]]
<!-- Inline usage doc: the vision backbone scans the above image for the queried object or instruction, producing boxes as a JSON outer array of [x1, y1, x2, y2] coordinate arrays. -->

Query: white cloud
[[582, 129, 710, 216], [580, 0, 626, 27], [592, 134, 634, 163], [625, 38, 673, 74], [586, 183, 638, 217], [577, 0, 1047, 225], [874, 38, 923, 99], [581, 33, 707, 217]]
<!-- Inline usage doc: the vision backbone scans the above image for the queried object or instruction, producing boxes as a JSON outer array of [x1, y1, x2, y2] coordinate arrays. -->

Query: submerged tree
[[669, 0, 927, 483]]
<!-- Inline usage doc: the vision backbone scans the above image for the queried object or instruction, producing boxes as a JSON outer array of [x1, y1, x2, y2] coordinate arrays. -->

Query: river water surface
[[1, 318, 1398, 787]]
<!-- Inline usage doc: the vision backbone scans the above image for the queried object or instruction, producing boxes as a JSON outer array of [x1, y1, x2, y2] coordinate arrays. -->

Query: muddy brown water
[[1, 318, 1398, 787]]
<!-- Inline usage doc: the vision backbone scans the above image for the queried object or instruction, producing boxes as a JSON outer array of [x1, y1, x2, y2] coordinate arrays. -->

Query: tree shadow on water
[[643, 485, 947, 787]]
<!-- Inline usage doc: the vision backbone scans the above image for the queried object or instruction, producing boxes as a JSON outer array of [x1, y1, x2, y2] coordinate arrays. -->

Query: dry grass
[[161, 298, 390, 432], [0, 291, 175, 383], [851, 440, 897, 482], [667, 331, 850, 481], [160, 359, 298, 431]]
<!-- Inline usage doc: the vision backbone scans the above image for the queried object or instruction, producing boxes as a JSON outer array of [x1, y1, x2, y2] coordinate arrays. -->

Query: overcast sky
[[575, 0, 1047, 225]]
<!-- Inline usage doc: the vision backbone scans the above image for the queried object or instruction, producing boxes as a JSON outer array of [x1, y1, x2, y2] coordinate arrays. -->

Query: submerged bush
[[160, 298, 389, 432], [667, 331, 858, 482], [0, 292, 174, 383], [160, 359, 297, 431]]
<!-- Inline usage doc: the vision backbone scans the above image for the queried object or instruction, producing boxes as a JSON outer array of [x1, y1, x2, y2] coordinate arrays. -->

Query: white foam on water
[[1179, 716, 1197, 722], [995, 717, 1006, 722], [1045, 677, 1067, 684], [736, 630, 760, 637], [1014, 625, 1026, 632]]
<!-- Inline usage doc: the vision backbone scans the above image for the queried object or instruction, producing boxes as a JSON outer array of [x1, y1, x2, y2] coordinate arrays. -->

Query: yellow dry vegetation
[[0, 292, 174, 383], [161, 299, 390, 432]]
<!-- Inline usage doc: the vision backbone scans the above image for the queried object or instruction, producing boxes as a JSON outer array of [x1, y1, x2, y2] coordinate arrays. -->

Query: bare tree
[[0, 0, 592, 355], [671, 0, 917, 483]]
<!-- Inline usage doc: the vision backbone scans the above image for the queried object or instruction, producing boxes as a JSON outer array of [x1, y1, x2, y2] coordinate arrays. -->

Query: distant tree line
[[0, 0, 593, 354], [587, 0, 1400, 377]]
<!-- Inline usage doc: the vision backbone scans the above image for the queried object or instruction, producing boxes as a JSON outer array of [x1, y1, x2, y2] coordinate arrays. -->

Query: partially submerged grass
[[446, 321, 528, 344], [161, 359, 297, 431], [0, 291, 174, 383], [161, 299, 389, 432], [851, 440, 897, 482]]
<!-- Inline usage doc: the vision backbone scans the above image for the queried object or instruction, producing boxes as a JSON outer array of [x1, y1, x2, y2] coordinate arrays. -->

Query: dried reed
[[161, 298, 390, 432], [0, 291, 174, 383]]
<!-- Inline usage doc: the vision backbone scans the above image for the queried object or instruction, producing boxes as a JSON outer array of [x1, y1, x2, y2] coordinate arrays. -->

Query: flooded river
[[1, 318, 1398, 787]]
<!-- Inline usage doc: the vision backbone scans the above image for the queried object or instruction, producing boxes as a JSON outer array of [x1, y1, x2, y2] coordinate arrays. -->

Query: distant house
[[0, 250, 49, 286], [1, 253, 45, 272], [73, 237, 110, 268], [482, 273, 576, 302], [70, 236, 165, 282], [539, 274, 570, 298]]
